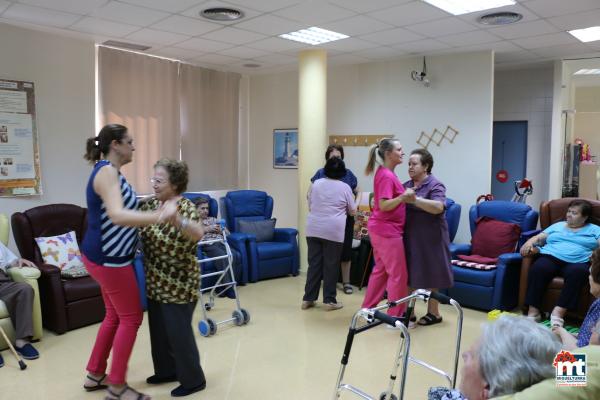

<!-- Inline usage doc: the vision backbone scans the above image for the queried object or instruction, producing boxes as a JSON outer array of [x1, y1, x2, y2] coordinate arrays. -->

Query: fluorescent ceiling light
[[423, 0, 516, 16], [279, 27, 349, 45], [574, 69, 600, 75], [568, 26, 600, 43]]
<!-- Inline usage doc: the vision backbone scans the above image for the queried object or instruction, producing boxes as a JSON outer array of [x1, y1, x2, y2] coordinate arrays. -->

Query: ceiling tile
[[151, 15, 221, 36], [329, 53, 372, 66], [367, 2, 448, 27], [532, 43, 595, 58], [488, 19, 559, 40], [437, 30, 501, 46], [360, 27, 425, 46], [2, 3, 81, 28], [176, 36, 234, 52], [200, 27, 267, 45], [19, 0, 108, 15], [225, 0, 301, 13], [271, 2, 356, 25], [247, 36, 308, 52], [321, 15, 394, 37], [353, 46, 407, 59], [0, 1, 10, 14], [495, 50, 541, 63], [91, 2, 170, 27], [406, 17, 478, 37], [511, 32, 579, 49], [393, 39, 450, 53], [121, 0, 207, 13], [329, 0, 411, 14], [320, 38, 376, 52], [70, 17, 141, 37], [233, 14, 305, 36], [524, 0, 600, 18], [218, 46, 268, 59], [454, 40, 523, 53], [126, 28, 189, 46], [252, 53, 297, 65], [547, 9, 600, 31], [193, 53, 241, 64], [180, 1, 260, 25], [150, 46, 204, 60]]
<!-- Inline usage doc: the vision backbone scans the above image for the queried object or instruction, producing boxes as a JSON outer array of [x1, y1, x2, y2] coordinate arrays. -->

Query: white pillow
[[35, 231, 86, 276]]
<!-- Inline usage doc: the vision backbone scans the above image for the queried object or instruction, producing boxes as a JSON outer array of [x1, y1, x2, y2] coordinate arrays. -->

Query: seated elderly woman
[[429, 316, 561, 400], [553, 248, 600, 349], [521, 199, 600, 327]]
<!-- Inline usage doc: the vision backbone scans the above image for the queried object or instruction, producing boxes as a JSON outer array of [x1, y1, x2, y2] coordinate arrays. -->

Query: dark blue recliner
[[445, 198, 461, 243], [221, 190, 299, 282], [448, 200, 538, 311], [182, 192, 249, 285]]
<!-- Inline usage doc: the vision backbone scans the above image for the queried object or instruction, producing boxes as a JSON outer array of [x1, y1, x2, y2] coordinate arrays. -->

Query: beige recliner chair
[[0, 213, 43, 350]]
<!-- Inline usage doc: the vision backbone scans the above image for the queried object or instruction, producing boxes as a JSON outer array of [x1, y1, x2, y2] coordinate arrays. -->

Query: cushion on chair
[[238, 219, 276, 242], [452, 259, 497, 271], [35, 231, 88, 276], [256, 241, 294, 260], [457, 254, 498, 264], [62, 276, 102, 302], [471, 217, 521, 258]]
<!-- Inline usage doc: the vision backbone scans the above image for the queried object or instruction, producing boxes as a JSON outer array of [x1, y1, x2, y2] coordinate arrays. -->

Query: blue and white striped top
[[82, 160, 139, 267]]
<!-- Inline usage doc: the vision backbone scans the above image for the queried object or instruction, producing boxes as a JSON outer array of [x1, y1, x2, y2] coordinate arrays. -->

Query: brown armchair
[[11, 204, 104, 334], [518, 197, 600, 320]]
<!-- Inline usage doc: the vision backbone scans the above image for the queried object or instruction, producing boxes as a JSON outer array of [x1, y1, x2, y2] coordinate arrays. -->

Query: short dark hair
[[325, 144, 344, 160], [192, 197, 209, 207], [591, 248, 600, 285], [324, 157, 346, 180], [84, 124, 128, 163], [410, 148, 434, 174], [154, 158, 188, 194], [568, 199, 593, 223]]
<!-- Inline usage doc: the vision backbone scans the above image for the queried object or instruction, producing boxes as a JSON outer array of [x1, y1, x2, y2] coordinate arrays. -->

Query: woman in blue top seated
[[521, 199, 600, 327], [553, 248, 600, 348], [310, 144, 358, 295]]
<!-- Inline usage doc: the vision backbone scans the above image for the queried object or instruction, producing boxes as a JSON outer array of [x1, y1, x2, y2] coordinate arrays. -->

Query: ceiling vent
[[102, 40, 151, 51], [201, 7, 244, 21], [478, 11, 523, 25], [243, 63, 261, 68]]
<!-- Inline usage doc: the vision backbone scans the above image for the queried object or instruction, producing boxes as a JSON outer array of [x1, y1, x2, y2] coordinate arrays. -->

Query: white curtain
[[98, 47, 181, 194], [179, 64, 240, 190]]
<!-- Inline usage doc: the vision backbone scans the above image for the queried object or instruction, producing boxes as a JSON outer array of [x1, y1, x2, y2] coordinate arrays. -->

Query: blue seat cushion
[[452, 265, 496, 286], [257, 242, 294, 260]]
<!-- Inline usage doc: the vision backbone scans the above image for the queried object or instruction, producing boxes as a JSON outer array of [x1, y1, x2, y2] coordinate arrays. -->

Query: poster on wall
[[273, 128, 298, 169], [0, 79, 42, 197]]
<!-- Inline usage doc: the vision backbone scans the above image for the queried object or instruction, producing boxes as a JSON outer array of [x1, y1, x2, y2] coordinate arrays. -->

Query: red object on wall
[[496, 170, 508, 183]]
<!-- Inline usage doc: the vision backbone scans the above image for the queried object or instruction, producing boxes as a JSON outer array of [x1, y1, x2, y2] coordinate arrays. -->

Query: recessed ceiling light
[[568, 26, 600, 43], [200, 7, 244, 21], [279, 27, 349, 45], [243, 63, 261, 68], [423, 0, 516, 16], [102, 40, 151, 51], [574, 69, 600, 75], [478, 11, 522, 25]]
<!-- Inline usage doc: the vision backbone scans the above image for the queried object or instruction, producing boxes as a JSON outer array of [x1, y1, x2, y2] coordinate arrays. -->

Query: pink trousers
[[84, 256, 143, 385], [361, 233, 408, 317]]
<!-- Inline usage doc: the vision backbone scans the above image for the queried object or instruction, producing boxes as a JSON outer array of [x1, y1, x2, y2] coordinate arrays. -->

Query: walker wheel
[[232, 310, 244, 326], [198, 318, 217, 337], [379, 393, 397, 400], [241, 308, 250, 324]]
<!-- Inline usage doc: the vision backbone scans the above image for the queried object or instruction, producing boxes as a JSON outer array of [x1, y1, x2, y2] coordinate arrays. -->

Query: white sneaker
[[301, 301, 315, 310], [323, 302, 343, 311]]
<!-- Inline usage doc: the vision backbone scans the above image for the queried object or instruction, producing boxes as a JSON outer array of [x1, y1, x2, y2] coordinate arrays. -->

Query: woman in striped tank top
[[81, 124, 177, 400]]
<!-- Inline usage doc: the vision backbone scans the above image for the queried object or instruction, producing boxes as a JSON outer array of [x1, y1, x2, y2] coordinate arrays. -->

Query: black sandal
[[84, 373, 108, 392], [343, 283, 354, 295], [105, 385, 150, 400], [417, 312, 443, 326]]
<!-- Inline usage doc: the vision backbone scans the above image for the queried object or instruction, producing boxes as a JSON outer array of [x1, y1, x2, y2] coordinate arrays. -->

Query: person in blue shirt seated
[[553, 247, 600, 348], [521, 199, 600, 327]]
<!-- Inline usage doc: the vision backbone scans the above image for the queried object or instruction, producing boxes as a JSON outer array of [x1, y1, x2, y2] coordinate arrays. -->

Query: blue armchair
[[445, 198, 461, 243], [447, 200, 538, 311], [221, 190, 299, 282], [183, 192, 249, 285]]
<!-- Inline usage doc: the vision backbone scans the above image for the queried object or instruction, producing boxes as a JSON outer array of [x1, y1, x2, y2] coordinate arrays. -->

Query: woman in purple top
[[404, 148, 453, 326], [302, 157, 356, 311]]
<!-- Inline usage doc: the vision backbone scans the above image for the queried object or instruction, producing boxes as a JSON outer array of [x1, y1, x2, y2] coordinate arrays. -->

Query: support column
[[298, 49, 328, 271]]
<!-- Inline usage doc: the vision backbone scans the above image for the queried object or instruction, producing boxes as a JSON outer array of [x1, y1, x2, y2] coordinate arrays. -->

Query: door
[[491, 121, 528, 201]]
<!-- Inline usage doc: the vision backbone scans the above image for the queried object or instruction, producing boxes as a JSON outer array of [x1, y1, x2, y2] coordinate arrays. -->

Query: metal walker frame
[[196, 225, 250, 337], [333, 290, 463, 400]]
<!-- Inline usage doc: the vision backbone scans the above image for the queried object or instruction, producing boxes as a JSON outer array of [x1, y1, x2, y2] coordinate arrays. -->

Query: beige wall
[[0, 23, 95, 253], [248, 51, 495, 244]]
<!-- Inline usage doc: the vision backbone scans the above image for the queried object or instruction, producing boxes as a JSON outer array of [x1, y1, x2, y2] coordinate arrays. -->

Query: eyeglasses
[[150, 177, 166, 185]]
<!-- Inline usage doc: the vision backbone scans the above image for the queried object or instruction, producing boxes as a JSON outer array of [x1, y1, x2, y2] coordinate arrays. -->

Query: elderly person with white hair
[[429, 315, 561, 400]]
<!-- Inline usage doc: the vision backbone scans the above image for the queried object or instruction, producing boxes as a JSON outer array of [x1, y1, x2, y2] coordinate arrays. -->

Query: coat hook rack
[[329, 134, 393, 147]]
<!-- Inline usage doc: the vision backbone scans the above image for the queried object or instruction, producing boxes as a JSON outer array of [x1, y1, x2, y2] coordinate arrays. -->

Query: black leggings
[[525, 254, 589, 311]]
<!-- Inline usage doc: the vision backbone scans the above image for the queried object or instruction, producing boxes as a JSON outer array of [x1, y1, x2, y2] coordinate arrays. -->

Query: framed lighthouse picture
[[273, 128, 298, 169]]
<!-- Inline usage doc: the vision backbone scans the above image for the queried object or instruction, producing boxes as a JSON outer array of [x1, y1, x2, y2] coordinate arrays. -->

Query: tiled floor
[[1, 273, 488, 399]]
